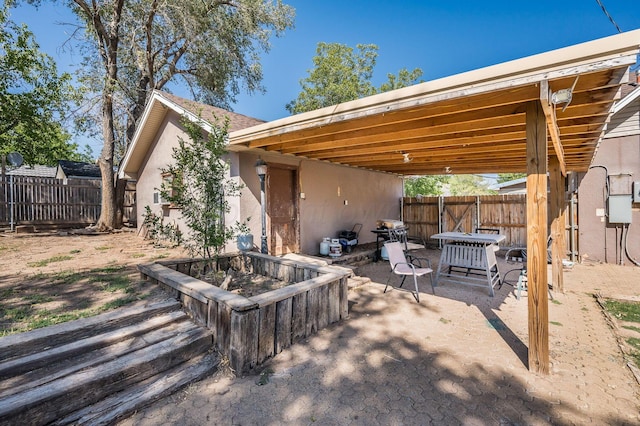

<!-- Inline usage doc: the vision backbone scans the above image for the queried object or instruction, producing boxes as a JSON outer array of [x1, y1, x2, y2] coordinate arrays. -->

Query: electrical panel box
[[634, 181, 640, 203], [608, 195, 632, 224], [608, 173, 632, 195]]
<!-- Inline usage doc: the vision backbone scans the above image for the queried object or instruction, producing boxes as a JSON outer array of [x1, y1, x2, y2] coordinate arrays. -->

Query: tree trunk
[[115, 178, 127, 227], [96, 161, 115, 231], [88, 0, 124, 232], [95, 87, 117, 231]]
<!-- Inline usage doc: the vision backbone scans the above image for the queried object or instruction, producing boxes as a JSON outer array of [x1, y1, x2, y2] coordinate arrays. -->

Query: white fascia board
[[612, 85, 640, 114], [118, 90, 216, 179], [118, 90, 164, 179], [229, 29, 640, 145]]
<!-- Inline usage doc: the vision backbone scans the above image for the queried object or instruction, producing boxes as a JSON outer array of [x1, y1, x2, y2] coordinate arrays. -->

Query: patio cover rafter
[[230, 30, 640, 177]]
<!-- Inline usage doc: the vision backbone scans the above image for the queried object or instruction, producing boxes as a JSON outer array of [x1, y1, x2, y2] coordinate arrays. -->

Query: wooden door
[[267, 164, 299, 255]]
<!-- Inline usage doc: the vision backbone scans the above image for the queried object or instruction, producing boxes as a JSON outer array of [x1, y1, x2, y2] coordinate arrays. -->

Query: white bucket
[[380, 245, 389, 260]]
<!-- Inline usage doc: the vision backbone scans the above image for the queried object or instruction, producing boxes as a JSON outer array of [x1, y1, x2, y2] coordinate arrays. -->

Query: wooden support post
[[559, 192, 568, 269], [526, 100, 550, 374], [549, 156, 565, 293]]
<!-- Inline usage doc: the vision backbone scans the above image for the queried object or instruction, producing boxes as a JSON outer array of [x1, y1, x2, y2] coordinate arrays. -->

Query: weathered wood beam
[[273, 110, 527, 154], [540, 80, 567, 176], [549, 156, 565, 293], [244, 86, 540, 148], [526, 100, 550, 374], [297, 128, 527, 158], [231, 53, 637, 146]]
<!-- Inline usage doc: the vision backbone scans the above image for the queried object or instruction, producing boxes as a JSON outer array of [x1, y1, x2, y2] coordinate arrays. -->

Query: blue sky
[[9, 0, 640, 152]]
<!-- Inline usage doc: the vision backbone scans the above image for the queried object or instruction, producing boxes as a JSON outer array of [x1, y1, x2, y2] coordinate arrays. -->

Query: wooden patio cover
[[231, 30, 640, 177], [229, 30, 640, 374]]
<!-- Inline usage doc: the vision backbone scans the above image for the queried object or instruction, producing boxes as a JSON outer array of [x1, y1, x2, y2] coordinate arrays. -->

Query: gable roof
[[491, 177, 527, 194], [229, 30, 640, 176], [119, 91, 265, 179], [611, 84, 640, 114], [57, 160, 101, 179], [157, 91, 266, 132], [6, 165, 56, 178]]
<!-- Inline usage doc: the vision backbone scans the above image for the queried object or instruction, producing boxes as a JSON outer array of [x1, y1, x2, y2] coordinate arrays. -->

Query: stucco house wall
[[577, 82, 640, 265], [134, 107, 402, 255], [236, 152, 401, 254], [134, 112, 186, 236]]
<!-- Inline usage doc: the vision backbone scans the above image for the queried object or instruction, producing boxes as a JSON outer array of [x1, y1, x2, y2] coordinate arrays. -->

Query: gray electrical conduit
[[588, 164, 640, 266], [624, 223, 640, 267]]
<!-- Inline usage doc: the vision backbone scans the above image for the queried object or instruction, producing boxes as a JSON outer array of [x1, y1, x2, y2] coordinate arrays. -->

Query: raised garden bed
[[138, 252, 352, 375]]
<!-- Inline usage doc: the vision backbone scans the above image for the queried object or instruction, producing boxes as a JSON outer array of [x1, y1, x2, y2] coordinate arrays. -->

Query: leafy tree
[[404, 175, 450, 196], [30, 0, 294, 231], [496, 173, 526, 183], [157, 115, 242, 259], [0, 4, 79, 165], [286, 42, 423, 114], [447, 174, 496, 196], [379, 68, 424, 92]]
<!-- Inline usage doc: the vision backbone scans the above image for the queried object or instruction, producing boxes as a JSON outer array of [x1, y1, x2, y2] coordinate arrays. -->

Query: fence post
[[438, 196, 444, 248], [475, 196, 480, 231]]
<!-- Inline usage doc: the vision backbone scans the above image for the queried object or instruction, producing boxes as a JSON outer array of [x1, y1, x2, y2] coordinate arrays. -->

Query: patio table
[[431, 232, 505, 296], [371, 227, 405, 261]]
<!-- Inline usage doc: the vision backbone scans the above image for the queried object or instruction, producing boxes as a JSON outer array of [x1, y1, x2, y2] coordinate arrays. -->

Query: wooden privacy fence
[[403, 193, 578, 260], [0, 176, 101, 228], [403, 195, 528, 248], [0, 176, 137, 228]]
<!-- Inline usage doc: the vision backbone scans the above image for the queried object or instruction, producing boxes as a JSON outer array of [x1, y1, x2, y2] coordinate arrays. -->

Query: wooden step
[[0, 310, 189, 380], [0, 299, 182, 359], [0, 319, 198, 398], [54, 352, 219, 425], [0, 325, 213, 425], [348, 276, 372, 290]]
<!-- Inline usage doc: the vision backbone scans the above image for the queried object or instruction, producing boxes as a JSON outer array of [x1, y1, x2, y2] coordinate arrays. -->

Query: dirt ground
[[2, 230, 640, 424], [0, 229, 292, 335], [0, 229, 189, 335]]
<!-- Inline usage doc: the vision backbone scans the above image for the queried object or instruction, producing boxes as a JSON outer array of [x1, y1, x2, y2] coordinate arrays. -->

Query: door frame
[[266, 162, 300, 254]]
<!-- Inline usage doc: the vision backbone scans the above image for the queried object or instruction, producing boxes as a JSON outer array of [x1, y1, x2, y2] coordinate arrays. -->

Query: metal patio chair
[[387, 227, 426, 252], [383, 241, 434, 303], [501, 237, 554, 300]]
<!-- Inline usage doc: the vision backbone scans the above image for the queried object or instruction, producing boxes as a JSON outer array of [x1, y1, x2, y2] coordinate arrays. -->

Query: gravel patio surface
[[119, 248, 640, 425]]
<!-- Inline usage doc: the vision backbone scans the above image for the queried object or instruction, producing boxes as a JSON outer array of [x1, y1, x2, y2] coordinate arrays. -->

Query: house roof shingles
[[6, 165, 56, 178], [119, 91, 264, 179], [156, 92, 265, 133], [57, 160, 101, 179]]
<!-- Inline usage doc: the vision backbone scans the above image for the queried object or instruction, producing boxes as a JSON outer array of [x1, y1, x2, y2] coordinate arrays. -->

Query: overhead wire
[[595, 0, 622, 33]]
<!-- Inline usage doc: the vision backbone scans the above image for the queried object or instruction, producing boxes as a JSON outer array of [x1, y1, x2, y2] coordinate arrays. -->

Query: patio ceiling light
[[551, 89, 572, 105], [551, 76, 579, 112], [402, 153, 412, 163]]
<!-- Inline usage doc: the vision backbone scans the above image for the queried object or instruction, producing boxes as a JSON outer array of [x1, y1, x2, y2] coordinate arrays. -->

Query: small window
[[158, 171, 182, 208], [153, 191, 169, 205]]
